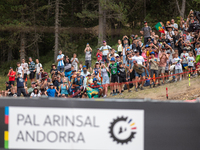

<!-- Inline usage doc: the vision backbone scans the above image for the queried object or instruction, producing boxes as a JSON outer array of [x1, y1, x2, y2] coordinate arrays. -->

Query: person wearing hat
[[140, 21, 152, 45], [50, 64, 59, 77], [118, 62, 131, 95], [30, 87, 41, 98], [109, 57, 119, 96], [86, 73, 93, 86], [100, 41, 112, 67], [16, 72, 27, 97], [84, 43, 93, 72], [96, 48, 102, 62], [7, 67, 16, 86], [107, 48, 118, 63], [100, 62, 109, 97], [46, 83, 59, 97], [81, 65, 90, 87], [57, 50, 65, 72], [149, 52, 159, 88], [180, 47, 189, 79]]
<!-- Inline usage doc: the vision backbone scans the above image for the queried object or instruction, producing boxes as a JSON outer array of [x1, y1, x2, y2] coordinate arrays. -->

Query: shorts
[[123, 55, 126, 64], [175, 69, 182, 74], [111, 74, 118, 83], [85, 60, 91, 68], [158, 66, 165, 74], [119, 77, 126, 83], [23, 73, 27, 80], [150, 70, 158, 78], [188, 66, 193, 69], [102, 76, 110, 85], [36, 73, 40, 79], [9, 81, 15, 86], [135, 71, 145, 77], [102, 56, 109, 63], [130, 70, 135, 80], [118, 52, 122, 57], [30, 71, 35, 79], [165, 70, 169, 74]]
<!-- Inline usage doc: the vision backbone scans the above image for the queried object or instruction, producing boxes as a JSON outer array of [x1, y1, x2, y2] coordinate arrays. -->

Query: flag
[[155, 22, 165, 33]]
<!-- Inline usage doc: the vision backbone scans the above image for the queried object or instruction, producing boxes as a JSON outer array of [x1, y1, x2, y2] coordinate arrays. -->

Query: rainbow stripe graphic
[[128, 119, 137, 130], [4, 107, 9, 149]]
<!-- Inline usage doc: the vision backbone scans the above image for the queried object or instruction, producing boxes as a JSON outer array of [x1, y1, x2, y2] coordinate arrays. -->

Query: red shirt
[[9, 71, 16, 81], [96, 52, 102, 61]]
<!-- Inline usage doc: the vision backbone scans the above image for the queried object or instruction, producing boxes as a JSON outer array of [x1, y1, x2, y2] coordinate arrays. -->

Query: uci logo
[[109, 116, 137, 144]]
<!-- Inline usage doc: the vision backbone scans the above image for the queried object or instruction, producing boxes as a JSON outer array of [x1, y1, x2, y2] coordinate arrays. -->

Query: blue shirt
[[57, 54, 64, 66], [17, 77, 24, 88], [29, 61, 35, 72], [47, 89, 56, 97]]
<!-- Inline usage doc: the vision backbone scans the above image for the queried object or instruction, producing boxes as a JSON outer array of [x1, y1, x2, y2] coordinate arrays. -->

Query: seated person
[[90, 78, 103, 97]]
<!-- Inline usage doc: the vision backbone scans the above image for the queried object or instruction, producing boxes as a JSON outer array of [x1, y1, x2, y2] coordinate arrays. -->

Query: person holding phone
[[84, 43, 92, 72]]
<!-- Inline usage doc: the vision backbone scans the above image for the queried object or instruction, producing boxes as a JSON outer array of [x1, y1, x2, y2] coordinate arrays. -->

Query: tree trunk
[[20, 32, 26, 60], [54, 0, 59, 62], [103, 6, 106, 40], [7, 48, 12, 61], [98, 0, 104, 46], [175, 0, 186, 18], [144, 0, 146, 19]]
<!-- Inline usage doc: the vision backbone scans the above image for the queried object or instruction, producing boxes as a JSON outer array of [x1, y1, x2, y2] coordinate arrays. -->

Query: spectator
[[16, 62, 24, 78], [30, 87, 41, 98], [64, 56, 72, 79], [27, 82, 36, 96], [71, 53, 79, 71], [59, 78, 69, 97], [149, 52, 159, 87], [16, 72, 27, 97], [170, 19, 178, 31], [50, 64, 59, 77], [57, 50, 65, 72], [21, 58, 28, 85], [173, 53, 182, 81], [81, 66, 90, 87], [84, 43, 92, 72], [96, 48, 102, 62], [90, 78, 103, 97], [28, 57, 36, 83], [180, 48, 189, 79], [117, 40, 123, 60], [140, 21, 152, 44], [7, 67, 16, 86], [46, 83, 59, 97], [100, 41, 111, 67], [187, 52, 195, 76], [100, 62, 109, 97], [35, 59, 42, 80]]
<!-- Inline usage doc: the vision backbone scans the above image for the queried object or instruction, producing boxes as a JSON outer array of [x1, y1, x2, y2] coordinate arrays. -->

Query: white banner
[[8, 107, 144, 150]]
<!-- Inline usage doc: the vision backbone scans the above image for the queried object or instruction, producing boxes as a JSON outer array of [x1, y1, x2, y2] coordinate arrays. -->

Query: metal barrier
[[0, 98, 199, 150]]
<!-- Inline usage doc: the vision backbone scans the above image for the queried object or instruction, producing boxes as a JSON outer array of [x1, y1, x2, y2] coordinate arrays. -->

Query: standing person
[[16, 72, 27, 97], [96, 48, 102, 62], [71, 53, 79, 71], [158, 47, 169, 85], [109, 57, 119, 96], [16, 62, 24, 78], [117, 40, 123, 61], [140, 21, 152, 45], [171, 19, 178, 31], [173, 53, 182, 81], [64, 56, 72, 79], [28, 57, 35, 83], [100, 41, 112, 67], [57, 50, 65, 72], [187, 52, 195, 76], [100, 62, 109, 97], [149, 52, 159, 88], [7, 67, 16, 86], [81, 66, 90, 87], [180, 48, 189, 79], [84, 43, 92, 72], [195, 43, 200, 63], [21, 58, 28, 85], [35, 59, 42, 80], [118, 62, 131, 95], [131, 60, 146, 91]]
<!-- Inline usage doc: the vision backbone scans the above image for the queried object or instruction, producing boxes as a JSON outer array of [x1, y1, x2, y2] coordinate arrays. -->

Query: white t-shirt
[[180, 53, 189, 64], [166, 31, 174, 40], [187, 57, 195, 66], [196, 47, 200, 56], [81, 71, 90, 87], [30, 92, 41, 98], [35, 63, 42, 73], [186, 34, 192, 42], [21, 63, 28, 74], [173, 58, 182, 70], [71, 58, 79, 71], [100, 45, 111, 56], [132, 56, 144, 65], [17, 66, 23, 74]]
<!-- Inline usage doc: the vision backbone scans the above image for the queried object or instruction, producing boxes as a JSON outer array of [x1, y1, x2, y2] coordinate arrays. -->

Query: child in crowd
[[173, 53, 182, 81], [96, 48, 102, 62], [149, 52, 159, 87], [187, 52, 195, 76]]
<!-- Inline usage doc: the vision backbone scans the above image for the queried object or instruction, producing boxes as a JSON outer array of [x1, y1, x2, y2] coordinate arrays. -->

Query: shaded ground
[[109, 76, 200, 101]]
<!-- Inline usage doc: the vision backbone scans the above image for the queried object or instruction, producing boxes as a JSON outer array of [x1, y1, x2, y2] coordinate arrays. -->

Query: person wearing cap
[[149, 52, 159, 88], [107, 48, 118, 63], [7, 67, 16, 86], [100, 41, 112, 67], [57, 50, 65, 72], [93, 62, 100, 77], [140, 21, 152, 45], [109, 57, 119, 96], [118, 62, 131, 94], [81, 65, 90, 87], [158, 46, 169, 85], [86, 73, 93, 86], [131, 49, 145, 65], [180, 47, 189, 79], [84, 43, 93, 72], [46, 83, 59, 97], [90, 78, 103, 97], [35, 59, 43, 80], [28, 57, 36, 83], [100, 62, 109, 97], [131, 60, 146, 91], [16, 72, 27, 97], [30, 87, 41, 98], [27, 82, 36, 96], [71, 53, 79, 71], [96, 48, 102, 62]]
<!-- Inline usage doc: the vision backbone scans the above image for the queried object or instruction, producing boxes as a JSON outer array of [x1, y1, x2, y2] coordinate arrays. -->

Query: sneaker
[[121, 90, 124, 93], [128, 90, 132, 92], [119, 93, 123, 95], [112, 92, 116, 96], [153, 84, 156, 88], [110, 93, 113, 96], [114, 92, 118, 96], [103, 95, 107, 98], [158, 83, 161, 86], [135, 87, 138, 92], [140, 86, 144, 90], [150, 84, 152, 88]]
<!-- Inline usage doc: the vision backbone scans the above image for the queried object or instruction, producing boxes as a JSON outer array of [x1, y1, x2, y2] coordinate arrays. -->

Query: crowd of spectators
[[1, 11, 200, 98]]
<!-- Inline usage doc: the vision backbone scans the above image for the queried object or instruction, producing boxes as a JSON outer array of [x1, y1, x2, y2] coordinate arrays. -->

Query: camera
[[187, 10, 200, 32]]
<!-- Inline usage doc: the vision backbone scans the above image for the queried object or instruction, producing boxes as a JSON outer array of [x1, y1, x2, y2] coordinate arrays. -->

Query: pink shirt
[[142, 52, 147, 62]]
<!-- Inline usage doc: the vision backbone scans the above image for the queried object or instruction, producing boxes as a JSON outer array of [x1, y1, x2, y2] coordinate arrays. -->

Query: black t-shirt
[[50, 69, 58, 76], [8, 93, 17, 97], [6, 85, 11, 91], [118, 67, 126, 78]]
